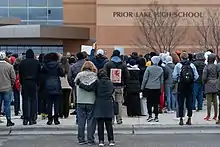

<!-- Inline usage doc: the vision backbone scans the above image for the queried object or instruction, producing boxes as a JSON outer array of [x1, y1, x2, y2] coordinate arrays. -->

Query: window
[[9, 0, 27, 6], [47, 20, 63, 25], [48, 8, 63, 20], [9, 8, 27, 20], [17, 46, 25, 54], [48, 0, 62, 7], [29, 0, 47, 6], [28, 20, 47, 25], [8, 46, 18, 53], [42, 46, 49, 53], [0, 0, 8, 7], [29, 8, 47, 20], [0, 8, 8, 18], [31, 46, 42, 55]]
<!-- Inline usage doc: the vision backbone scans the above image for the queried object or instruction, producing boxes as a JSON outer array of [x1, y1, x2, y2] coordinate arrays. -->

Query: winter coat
[[164, 63, 175, 85], [104, 56, 129, 87], [67, 59, 86, 87], [193, 60, 205, 83], [74, 70, 97, 104], [41, 61, 64, 95], [92, 55, 108, 70], [141, 65, 164, 90], [203, 54, 218, 94], [138, 65, 146, 86], [126, 65, 141, 94]]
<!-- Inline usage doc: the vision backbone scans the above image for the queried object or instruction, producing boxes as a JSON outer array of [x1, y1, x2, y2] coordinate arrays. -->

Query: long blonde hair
[[81, 61, 97, 73]]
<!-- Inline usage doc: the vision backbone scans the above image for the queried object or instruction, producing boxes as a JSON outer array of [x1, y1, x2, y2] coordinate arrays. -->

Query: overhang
[[0, 25, 90, 40]]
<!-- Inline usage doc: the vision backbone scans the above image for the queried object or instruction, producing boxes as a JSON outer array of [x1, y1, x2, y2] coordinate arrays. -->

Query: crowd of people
[[1, 48, 220, 146]]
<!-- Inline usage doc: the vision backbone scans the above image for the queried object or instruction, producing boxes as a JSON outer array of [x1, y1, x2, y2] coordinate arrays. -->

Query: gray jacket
[[164, 63, 175, 85], [141, 65, 164, 90]]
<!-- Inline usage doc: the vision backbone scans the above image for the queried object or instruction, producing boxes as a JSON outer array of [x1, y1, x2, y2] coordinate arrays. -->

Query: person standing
[[203, 53, 218, 121], [164, 56, 175, 112], [91, 49, 108, 70], [104, 50, 129, 124], [141, 56, 164, 122], [41, 53, 64, 125], [0, 52, 16, 126], [193, 52, 205, 111], [19, 49, 41, 125], [74, 61, 97, 145], [59, 56, 71, 118], [173, 52, 199, 125]]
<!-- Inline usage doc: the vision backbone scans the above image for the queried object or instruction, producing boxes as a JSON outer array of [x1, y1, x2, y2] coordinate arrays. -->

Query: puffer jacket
[[74, 70, 97, 104]]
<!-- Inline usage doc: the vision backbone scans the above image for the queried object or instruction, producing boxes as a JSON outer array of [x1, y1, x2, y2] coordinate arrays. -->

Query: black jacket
[[104, 56, 129, 87], [193, 60, 205, 83]]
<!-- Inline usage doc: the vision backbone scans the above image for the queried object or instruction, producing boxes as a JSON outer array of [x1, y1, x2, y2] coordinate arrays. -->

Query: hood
[[151, 56, 161, 65], [95, 55, 106, 62], [166, 56, 173, 64], [127, 64, 140, 70], [111, 56, 122, 63], [181, 59, 191, 65], [44, 61, 59, 70], [207, 53, 216, 64], [26, 49, 35, 59], [195, 52, 205, 60], [75, 71, 97, 86]]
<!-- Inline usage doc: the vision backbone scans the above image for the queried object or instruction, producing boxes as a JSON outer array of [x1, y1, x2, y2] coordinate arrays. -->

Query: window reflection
[[9, 8, 27, 20], [48, 8, 63, 20], [0, 8, 8, 18], [29, 0, 47, 6], [29, 8, 47, 20], [9, 0, 27, 6], [0, 0, 8, 7], [48, 0, 62, 7]]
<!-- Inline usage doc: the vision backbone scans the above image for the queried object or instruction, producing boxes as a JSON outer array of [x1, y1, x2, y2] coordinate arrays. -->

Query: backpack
[[180, 62, 194, 84], [45, 76, 61, 95]]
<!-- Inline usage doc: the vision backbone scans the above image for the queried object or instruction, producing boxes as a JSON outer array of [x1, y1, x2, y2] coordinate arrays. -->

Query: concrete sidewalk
[[0, 108, 219, 135]]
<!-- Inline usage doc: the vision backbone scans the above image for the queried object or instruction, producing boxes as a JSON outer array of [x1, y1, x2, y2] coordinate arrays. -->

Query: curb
[[0, 124, 220, 135]]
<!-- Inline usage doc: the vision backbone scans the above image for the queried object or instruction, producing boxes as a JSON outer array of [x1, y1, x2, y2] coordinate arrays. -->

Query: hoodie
[[104, 56, 129, 87], [74, 70, 97, 104]]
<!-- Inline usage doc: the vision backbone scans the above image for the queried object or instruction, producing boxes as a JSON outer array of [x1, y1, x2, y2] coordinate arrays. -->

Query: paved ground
[[0, 134, 219, 147]]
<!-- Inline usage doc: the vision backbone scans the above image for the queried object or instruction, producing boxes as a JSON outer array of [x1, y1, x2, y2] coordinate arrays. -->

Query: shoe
[[41, 113, 47, 120], [213, 116, 217, 120], [99, 141, 104, 147], [147, 116, 153, 122], [47, 117, 53, 125], [70, 111, 77, 115], [78, 141, 87, 145], [186, 118, 192, 125], [54, 116, 60, 125], [179, 118, 184, 126], [23, 120, 28, 125], [117, 121, 123, 124], [204, 116, 210, 121], [109, 141, 115, 146], [6, 120, 15, 127], [88, 141, 96, 146], [20, 115, 24, 119], [216, 120, 220, 124], [154, 117, 159, 122]]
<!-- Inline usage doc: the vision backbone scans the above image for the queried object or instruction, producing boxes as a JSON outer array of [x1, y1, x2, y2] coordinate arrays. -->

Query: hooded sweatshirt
[[74, 70, 97, 104], [92, 54, 108, 70], [104, 56, 129, 87]]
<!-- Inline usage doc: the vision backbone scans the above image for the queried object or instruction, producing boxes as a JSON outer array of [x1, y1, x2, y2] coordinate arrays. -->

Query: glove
[[76, 79, 80, 85]]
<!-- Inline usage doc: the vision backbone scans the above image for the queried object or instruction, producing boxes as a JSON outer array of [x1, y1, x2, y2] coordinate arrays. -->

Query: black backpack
[[180, 62, 194, 84]]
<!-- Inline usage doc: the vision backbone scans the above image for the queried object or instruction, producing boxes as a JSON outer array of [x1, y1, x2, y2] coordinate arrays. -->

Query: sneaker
[[78, 141, 87, 145], [204, 116, 210, 121], [87, 141, 96, 146], [6, 120, 15, 127], [99, 141, 104, 147], [154, 117, 159, 122], [109, 141, 115, 146], [147, 116, 153, 122]]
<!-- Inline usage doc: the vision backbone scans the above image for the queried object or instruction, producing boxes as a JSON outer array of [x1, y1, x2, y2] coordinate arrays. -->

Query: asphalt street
[[0, 134, 219, 147]]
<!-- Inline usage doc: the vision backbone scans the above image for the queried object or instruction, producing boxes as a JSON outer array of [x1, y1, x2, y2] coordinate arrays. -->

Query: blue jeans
[[77, 104, 96, 143], [193, 83, 203, 110], [0, 91, 12, 120], [165, 84, 175, 111]]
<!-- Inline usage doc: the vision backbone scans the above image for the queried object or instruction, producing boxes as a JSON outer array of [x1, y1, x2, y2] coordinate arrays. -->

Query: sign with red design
[[110, 68, 122, 83]]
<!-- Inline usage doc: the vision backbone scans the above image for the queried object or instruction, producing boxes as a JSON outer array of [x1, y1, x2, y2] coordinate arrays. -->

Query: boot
[[23, 119, 28, 125], [54, 115, 60, 125], [7, 119, 15, 127], [47, 116, 53, 125], [179, 117, 184, 126], [186, 117, 192, 125]]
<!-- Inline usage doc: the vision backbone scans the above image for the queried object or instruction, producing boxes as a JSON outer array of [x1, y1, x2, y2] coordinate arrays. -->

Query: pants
[[59, 89, 71, 118], [193, 83, 203, 110], [165, 84, 175, 111], [113, 88, 124, 123], [178, 84, 193, 118], [77, 104, 96, 143], [145, 89, 160, 117], [174, 93, 186, 118], [47, 94, 60, 118], [13, 87, 20, 115], [218, 94, 220, 120], [22, 84, 37, 121], [38, 90, 47, 115], [0, 91, 12, 120], [97, 118, 114, 142], [206, 93, 218, 117]]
